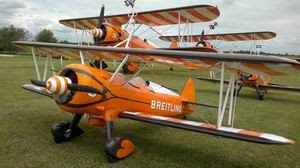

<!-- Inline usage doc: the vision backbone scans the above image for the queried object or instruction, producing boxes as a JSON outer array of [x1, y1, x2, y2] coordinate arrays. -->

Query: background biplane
[[160, 31, 300, 100], [13, 2, 300, 163]]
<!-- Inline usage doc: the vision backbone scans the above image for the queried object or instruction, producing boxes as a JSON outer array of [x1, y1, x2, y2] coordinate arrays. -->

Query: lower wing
[[22, 84, 52, 97], [259, 84, 300, 92], [196, 77, 233, 84], [120, 111, 294, 145], [22, 85, 294, 145]]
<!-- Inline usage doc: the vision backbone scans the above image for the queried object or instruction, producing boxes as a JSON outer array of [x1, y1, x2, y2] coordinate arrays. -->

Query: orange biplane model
[[160, 31, 300, 100], [13, 2, 300, 163]]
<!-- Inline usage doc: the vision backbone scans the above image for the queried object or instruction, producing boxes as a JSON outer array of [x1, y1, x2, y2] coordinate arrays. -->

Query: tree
[[35, 29, 58, 43], [0, 25, 31, 52], [58, 40, 70, 44]]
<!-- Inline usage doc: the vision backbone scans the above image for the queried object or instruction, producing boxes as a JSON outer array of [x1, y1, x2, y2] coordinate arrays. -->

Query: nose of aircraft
[[92, 28, 104, 38], [46, 76, 72, 96]]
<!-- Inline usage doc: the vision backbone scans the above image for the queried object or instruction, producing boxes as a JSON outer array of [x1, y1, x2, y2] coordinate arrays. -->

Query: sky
[[1, 0, 300, 55]]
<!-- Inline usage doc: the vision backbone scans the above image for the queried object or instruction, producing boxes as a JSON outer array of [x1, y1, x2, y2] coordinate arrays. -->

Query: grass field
[[0, 55, 300, 168]]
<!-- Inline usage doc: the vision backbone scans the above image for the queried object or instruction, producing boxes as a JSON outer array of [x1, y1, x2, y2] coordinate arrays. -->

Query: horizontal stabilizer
[[22, 84, 52, 98], [120, 111, 294, 145], [259, 84, 300, 92]]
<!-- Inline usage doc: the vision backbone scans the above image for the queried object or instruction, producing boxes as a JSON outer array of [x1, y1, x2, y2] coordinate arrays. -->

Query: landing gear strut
[[105, 121, 135, 163], [51, 114, 84, 143], [256, 89, 265, 100], [234, 84, 243, 96]]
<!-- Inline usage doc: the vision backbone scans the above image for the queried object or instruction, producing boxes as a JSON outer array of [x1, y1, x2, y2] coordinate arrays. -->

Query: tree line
[[0, 25, 69, 53]]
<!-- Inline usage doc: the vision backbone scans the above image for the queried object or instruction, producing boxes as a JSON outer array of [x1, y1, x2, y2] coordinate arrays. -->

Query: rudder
[[181, 78, 196, 113]]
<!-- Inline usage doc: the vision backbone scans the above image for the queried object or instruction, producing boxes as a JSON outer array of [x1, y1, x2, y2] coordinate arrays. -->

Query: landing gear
[[51, 114, 84, 143], [256, 89, 265, 101], [122, 64, 131, 74], [234, 84, 243, 96], [105, 121, 135, 163]]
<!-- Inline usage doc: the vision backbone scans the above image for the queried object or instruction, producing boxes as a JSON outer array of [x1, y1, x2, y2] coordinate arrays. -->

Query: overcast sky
[[1, 0, 300, 54]]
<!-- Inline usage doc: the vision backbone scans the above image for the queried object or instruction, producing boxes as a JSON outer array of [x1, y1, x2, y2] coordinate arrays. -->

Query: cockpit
[[111, 73, 179, 96], [129, 77, 179, 96]]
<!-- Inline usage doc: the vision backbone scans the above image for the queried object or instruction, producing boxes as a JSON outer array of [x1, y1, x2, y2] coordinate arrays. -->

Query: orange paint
[[239, 130, 262, 137], [56, 64, 195, 121], [116, 139, 135, 159]]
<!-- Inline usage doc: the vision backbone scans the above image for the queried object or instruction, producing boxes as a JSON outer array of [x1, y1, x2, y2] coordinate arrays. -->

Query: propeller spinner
[[46, 76, 72, 96]]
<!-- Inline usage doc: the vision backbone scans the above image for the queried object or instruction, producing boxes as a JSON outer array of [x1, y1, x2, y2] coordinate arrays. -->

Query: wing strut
[[217, 62, 225, 128], [216, 62, 239, 128], [109, 9, 137, 83], [31, 47, 41, 80], [30, 47, 57, 81], [124, 63, 146, 85], [73, 22, 85, 64], [60, 56, 64, 69]]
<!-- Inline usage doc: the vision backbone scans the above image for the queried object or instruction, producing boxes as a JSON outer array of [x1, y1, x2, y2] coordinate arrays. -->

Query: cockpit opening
[[129, 77, 179, 96]]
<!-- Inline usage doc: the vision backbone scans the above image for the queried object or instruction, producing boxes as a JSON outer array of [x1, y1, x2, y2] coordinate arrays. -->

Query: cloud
[[0, 0, 299, 54], [0, 0, 26, 19], [220, 0, 238, 7]]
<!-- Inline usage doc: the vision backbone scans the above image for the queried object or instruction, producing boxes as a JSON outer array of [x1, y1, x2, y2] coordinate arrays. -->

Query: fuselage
[[56, 64, 193, 121], [239, 73, 272, 90]]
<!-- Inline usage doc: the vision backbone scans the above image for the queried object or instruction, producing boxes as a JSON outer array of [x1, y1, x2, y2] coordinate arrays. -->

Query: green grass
[[0, 55, 300, 168]]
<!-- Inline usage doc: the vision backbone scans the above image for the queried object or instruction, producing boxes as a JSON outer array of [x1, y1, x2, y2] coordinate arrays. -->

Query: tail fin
[[170, 41, 178, 48], [181, 78, 196, 113]]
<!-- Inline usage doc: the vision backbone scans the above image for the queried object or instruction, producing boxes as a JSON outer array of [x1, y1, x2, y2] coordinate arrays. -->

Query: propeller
[[31, 78, 102, 96], [92, 5, 106, 43], [98, 5, 105, 29], [196, 30, 206, 47], [200, 30, 205, 43]]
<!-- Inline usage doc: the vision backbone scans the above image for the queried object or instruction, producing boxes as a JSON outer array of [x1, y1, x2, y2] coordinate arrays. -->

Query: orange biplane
[[13, 2, 300, 163], [160, 31, 300, 100]]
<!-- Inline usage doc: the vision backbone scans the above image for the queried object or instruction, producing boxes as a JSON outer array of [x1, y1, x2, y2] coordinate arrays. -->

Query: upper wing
[[13, 41, 300, 76], [59, 5, 220, 29], [120, 111, 294, 144], [159, 31, 276, 42]]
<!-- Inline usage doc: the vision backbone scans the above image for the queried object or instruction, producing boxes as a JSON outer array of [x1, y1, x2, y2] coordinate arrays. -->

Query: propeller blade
[[31, 79, 46, 87], [200, 30, 205, 42], [98, 5, 105, 28], [31, 79, 102, 95], [68, 84, 102, 94]]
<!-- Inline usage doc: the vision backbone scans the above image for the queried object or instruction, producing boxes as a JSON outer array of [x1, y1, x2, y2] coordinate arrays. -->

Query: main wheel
[[257, 91, 264, 101], [51, 122, 83, 143], [105, 137, 135, 163]]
